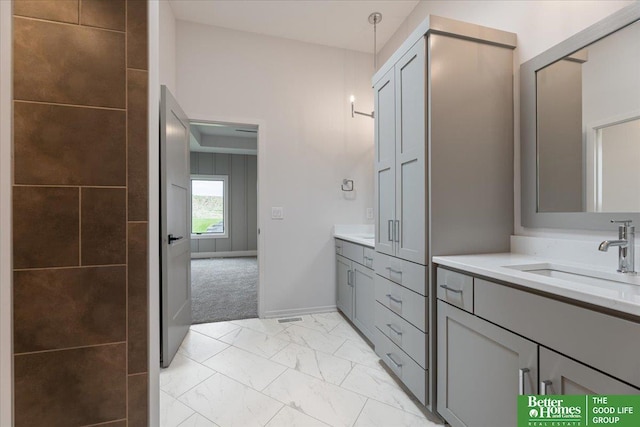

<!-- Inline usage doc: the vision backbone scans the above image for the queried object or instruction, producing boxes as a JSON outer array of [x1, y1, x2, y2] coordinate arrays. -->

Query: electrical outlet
[[271, 207, 284, 220], [366, 208, 374, 220]]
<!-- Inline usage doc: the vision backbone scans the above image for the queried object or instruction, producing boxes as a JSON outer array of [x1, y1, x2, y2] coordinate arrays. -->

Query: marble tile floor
[[160, 312, 444, 427]]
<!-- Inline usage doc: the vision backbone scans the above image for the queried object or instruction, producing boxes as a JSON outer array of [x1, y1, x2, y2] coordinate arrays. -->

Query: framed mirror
[[521, 3, 640, 230]]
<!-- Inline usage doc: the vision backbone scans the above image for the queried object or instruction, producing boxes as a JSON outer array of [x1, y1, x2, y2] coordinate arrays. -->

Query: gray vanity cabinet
[[374, 39, 426, 265], [539, 348, 640, 395], [335, 239, 375, 342], [353, 264, 375, 341], [374, 67, 396, 258], [372, 15, 516, 411], [336, 254, 354, 319], [437, 300, 538, 427], [436, 265, 640, 426]]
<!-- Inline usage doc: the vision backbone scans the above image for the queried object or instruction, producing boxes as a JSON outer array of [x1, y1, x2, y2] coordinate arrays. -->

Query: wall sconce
[[350, 95, 374, 119]]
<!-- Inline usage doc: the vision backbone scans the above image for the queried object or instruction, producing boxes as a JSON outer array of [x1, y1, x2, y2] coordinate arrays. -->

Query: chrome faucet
[[599, 220, 635, 274]]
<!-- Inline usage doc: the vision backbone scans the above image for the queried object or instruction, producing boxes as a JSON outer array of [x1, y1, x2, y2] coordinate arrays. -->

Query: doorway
[[160, 87, 264, 368], [188, 121, 259, 324]]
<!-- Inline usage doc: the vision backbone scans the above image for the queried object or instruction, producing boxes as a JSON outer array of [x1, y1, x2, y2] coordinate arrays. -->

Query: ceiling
[[190, 122, 258, 155], [168, 0, 419, 53], [191, 122, 258, 139]]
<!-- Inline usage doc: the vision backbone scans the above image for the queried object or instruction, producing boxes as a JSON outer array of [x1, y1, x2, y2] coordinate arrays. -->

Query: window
[[191, 175, 228, 238]]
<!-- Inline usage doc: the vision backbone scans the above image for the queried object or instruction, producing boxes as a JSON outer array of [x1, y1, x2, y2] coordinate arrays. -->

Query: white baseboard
[[263, 305, 338, 319], [191, 250, 257, 259]]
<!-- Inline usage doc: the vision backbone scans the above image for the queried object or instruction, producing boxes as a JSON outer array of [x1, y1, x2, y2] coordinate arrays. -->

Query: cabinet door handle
[[385, 294, 402, 304], [386, 323, 403, 336], [388, 220, 393, 242], [347, 270, 353, 287], [394, 220, 400, 242], [385, 353, 403, 369], [519, 368, 530, 395], [385, 266, 402, 275], [540, 380, 552, 395], [439, 284, 463, 294]]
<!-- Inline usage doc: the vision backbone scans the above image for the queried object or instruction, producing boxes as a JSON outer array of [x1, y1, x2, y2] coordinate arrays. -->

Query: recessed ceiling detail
[[190, 122, 258, 155]]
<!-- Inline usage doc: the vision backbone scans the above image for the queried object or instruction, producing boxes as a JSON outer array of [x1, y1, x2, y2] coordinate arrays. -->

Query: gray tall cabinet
[[372, 16, 517, 411]]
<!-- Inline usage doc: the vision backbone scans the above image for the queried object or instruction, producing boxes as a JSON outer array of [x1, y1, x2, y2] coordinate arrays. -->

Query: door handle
[[439, 284, 463, 294], [385, 294, 402, 304], [385, 266, 402, 275], [386, 323, 403, 336], [385, 353, 403, 369], [388, 220, 393, 242], [168, 234, 184, 244], [394, 220, 400, 243], [347, 270, 353, 287], [519, 368, 530, 395], [540, 380, 552, 395]]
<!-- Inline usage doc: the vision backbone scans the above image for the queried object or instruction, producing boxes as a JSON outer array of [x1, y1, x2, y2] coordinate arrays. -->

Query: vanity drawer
[[475, 278, 640, 388], [375, 302, 427, 368], [374, 274, 427, 332], [363, 247, 375, 269], [374, 251, 427, 296], [436, 267, 474, 313], [335, 239, 364, 264], [375, 328, 427, 405]]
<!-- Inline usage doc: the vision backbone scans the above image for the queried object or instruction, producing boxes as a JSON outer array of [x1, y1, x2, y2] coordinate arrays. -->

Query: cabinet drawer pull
[[385, 294, 402, 304], [385, 353, 403, 369], [540, 380, 552, 395], [388, 220, 393, 242], [386, 323, 403, 336], [439, 284, 463, 294], [385, 266, 402, 275], [519, 368, 530, 395]]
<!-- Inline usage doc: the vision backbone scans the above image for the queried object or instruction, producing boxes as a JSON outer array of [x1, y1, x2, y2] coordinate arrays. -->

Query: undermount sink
[[504, 262, 639, 288]]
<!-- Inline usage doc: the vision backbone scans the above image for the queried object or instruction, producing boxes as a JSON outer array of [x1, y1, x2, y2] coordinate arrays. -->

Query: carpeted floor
[[191, 257, 258, 324]]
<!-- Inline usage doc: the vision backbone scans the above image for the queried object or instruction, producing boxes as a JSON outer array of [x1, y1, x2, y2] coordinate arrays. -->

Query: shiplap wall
[[190, 151, 257, 254]]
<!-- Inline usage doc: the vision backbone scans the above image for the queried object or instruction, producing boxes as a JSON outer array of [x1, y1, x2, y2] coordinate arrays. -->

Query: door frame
[[186, 113, 266, 318], [148, 3, 160, 425], [0, 0, 13, 425]]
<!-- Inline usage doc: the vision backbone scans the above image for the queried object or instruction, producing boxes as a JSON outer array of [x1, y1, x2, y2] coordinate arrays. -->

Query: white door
[[160, 86, 191, 368]]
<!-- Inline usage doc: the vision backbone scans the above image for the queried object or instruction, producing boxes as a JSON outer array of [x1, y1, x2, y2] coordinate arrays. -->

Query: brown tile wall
[[12, 1, 148, 425]]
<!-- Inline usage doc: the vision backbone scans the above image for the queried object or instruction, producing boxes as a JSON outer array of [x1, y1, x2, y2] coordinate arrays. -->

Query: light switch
[[271, 207, 284, 220], [366, 208, 374, 220]]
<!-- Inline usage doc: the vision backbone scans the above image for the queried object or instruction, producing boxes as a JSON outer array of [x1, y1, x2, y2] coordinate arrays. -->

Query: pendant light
[[350, 12, 382, 119]]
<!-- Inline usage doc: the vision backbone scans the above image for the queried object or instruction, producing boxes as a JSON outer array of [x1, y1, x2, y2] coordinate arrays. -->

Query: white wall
[[176, 21, 375, 316], [378, 0, 635, 243], [159, 0, 177, 94]]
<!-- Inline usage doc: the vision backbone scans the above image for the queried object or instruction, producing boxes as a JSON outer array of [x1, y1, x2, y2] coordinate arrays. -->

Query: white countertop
[[333, 224, 375, 248], [334, 233, 374, 248], [433, 253, 640, 318]]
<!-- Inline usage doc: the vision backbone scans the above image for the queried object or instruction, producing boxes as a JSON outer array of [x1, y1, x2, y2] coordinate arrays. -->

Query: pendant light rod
[[369, 12, 382, 70]]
